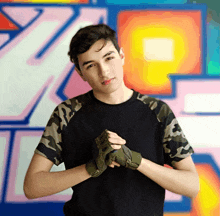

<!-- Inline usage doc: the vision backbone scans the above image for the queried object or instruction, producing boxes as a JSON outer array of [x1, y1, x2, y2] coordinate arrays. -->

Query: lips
[[102, 78, 114, 85]]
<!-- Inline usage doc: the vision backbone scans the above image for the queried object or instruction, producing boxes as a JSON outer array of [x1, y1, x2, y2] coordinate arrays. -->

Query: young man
[[24, 24, 199, 216]]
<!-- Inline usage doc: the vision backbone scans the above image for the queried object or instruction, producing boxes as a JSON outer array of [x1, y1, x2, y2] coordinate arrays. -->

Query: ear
[[119, 48, 125, 66], [75, 67, 87, 81]]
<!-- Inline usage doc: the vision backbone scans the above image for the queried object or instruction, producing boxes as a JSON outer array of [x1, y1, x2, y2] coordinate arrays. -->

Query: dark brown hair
[[68, 24, 120, 71]]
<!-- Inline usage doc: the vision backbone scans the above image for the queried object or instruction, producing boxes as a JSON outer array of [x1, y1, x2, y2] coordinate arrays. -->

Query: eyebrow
[[82, 51, 115, 67], [103, 51, 115, 58]]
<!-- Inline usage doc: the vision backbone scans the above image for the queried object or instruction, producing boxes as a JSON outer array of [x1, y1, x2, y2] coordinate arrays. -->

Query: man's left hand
[[108, 144, 142, 170]]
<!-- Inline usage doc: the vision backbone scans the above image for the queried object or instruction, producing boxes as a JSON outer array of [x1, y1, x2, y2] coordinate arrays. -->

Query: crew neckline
[[89, 89, 137, 107]]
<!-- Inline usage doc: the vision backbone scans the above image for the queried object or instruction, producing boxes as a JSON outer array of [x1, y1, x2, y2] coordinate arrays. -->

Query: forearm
[[137, 158, 199, 198], [24, 164, 91, 199]]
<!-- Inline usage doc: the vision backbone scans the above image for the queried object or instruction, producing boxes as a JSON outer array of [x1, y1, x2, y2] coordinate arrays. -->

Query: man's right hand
[[105, 130, 126, 168], [86, 129, 125, 177], [85, 130, 114, 177]]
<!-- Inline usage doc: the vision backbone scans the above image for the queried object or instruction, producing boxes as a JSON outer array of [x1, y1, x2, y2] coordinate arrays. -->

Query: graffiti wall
[[0, 0, 219, 215]]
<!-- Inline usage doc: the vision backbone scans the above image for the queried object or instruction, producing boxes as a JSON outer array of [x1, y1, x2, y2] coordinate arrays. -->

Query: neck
[[93, 85, 133, 105]]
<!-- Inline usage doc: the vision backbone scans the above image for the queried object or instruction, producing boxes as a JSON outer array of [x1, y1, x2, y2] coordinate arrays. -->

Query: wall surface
[[0, 0, 219, 215]]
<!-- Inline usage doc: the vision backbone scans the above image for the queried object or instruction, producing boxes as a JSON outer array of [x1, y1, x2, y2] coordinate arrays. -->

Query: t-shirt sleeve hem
[[170, 149, 194, 167], [34, 148, 60, 166]]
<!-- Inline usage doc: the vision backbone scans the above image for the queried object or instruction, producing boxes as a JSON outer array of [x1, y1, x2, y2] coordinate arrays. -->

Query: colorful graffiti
[[0, 0, 88, 3], [118, 8, 204, 95], [0, 1, 220, 215]]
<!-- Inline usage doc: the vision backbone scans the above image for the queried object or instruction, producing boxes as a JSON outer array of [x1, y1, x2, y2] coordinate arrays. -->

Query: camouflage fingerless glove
[[86, 129, 113, 177], [108, 145, 142, 170]]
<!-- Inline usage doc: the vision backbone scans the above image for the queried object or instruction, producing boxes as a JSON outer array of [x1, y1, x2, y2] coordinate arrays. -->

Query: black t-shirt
[[35, 89, 194, 216]]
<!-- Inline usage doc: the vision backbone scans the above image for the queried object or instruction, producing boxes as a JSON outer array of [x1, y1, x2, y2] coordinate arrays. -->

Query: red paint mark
[[0, 13, 18, 30]]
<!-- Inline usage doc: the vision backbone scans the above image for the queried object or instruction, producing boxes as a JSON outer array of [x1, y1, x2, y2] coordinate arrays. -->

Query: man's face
[[76, 39, 125, 96]]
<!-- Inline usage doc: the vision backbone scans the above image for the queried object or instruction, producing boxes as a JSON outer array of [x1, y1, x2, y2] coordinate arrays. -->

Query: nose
[[98, 63, 110, 77]]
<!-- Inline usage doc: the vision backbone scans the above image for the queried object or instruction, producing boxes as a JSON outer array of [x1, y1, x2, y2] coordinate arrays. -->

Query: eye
[[86, 64, 95, 70], [106, 56, 114, 61]]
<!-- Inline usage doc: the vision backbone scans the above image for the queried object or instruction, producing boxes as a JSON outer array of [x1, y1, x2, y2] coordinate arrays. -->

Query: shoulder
[[136, 92, 172, 123], [56, 91, 92, 114], [50, 91, 92, 129]]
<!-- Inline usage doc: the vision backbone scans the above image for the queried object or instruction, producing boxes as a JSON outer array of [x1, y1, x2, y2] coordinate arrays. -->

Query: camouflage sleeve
[[155, 101, 194, 167], [34, 99, 74, 166]]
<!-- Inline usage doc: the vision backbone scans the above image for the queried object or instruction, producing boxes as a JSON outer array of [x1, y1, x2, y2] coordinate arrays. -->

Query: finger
[[107, 131, 126, 145], [106, 130, 116, 134], [108, 161, 120, 168], [108, 163, 114, 168], [111, 161, 120, 167], [108, 137, 126, 145], [111, 144, 122, 150], [107, 131, 125, 140], [107, 131, 122, 138]]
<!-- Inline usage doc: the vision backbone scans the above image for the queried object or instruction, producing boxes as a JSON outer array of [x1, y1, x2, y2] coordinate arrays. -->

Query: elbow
[[23, 184, 34, 200], [190, 174, 200, 199], [23, 188, 31, 200], [23, 181, 39, 200], [193, 184, 200, 199], [190, 187, 199, 199]]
